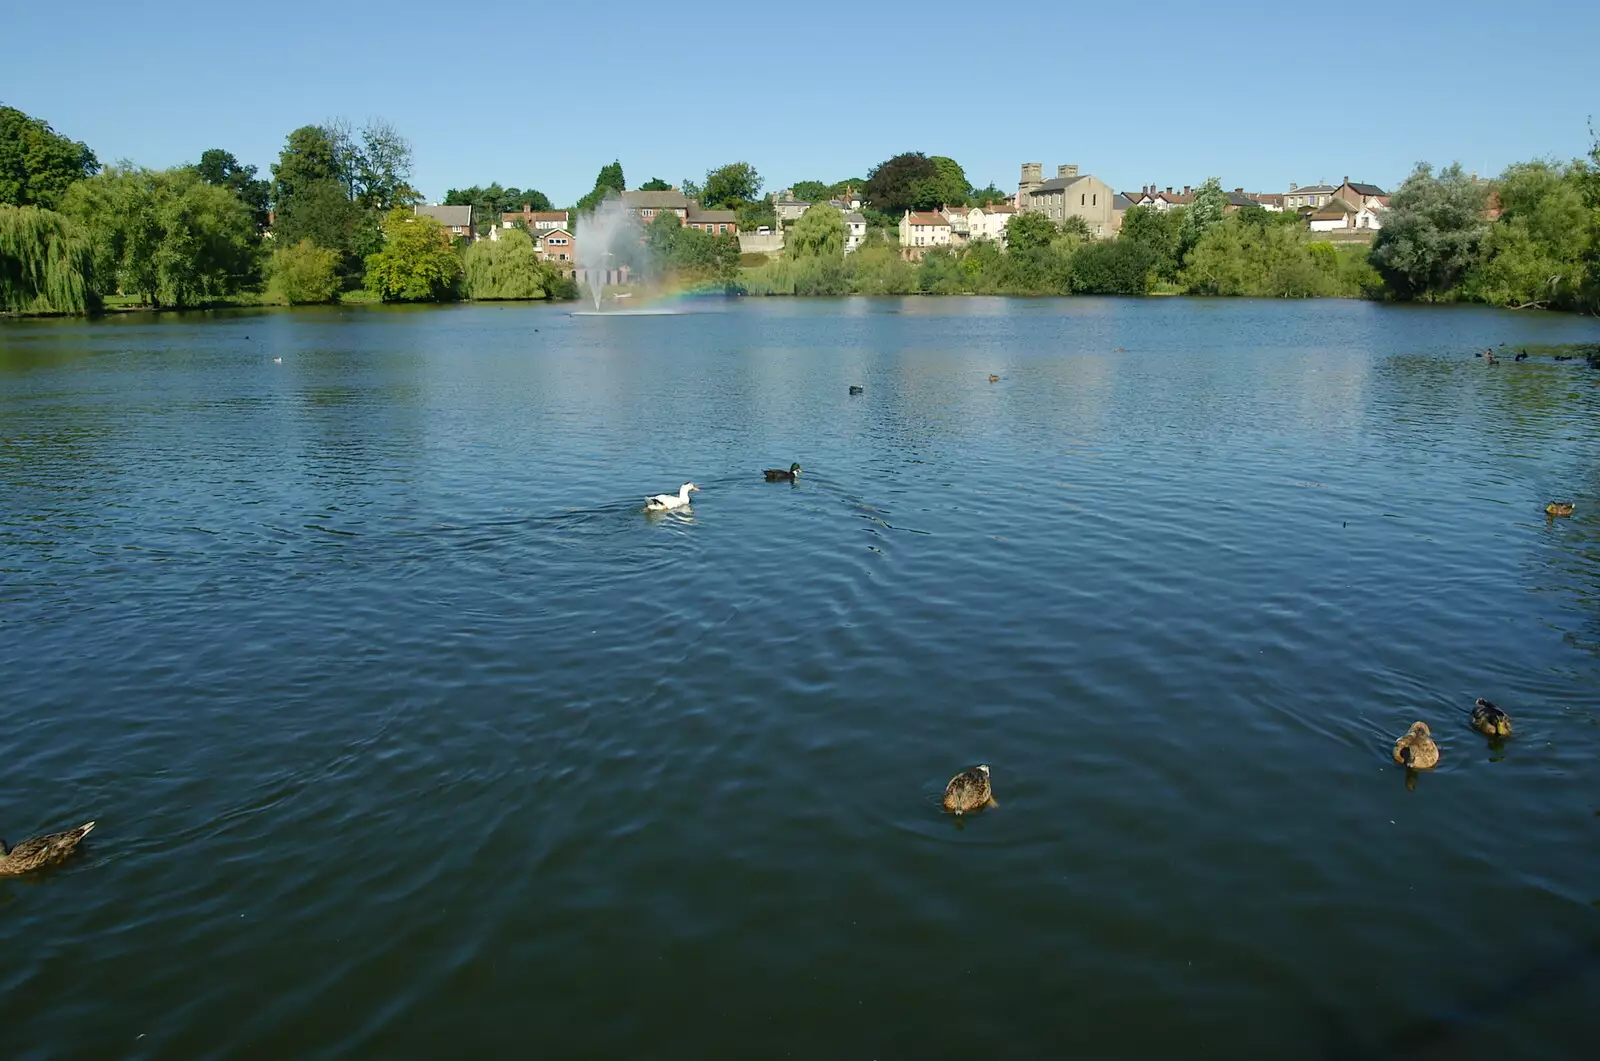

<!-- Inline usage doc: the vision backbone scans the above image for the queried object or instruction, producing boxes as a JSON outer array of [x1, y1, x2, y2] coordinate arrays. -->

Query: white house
[[965, 204, 1015, 244], [898, 210, 951, 253], [1307, 197, 1384, 232], [843, 212, 867, 253]]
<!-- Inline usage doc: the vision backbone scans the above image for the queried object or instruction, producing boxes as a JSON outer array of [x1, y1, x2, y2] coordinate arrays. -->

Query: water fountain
[[574, 194, 641, 312]]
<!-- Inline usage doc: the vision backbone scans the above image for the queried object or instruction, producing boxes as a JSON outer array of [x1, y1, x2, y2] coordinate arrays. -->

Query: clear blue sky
[[5, 0, 1596, 205]]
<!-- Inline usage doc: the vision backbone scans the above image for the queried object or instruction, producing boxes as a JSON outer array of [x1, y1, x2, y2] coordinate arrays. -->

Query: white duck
[[646, 483, 699, 512]]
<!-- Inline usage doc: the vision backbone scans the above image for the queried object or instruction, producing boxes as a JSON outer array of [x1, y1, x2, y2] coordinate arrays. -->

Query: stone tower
[[1019, 162, 1043, 208]]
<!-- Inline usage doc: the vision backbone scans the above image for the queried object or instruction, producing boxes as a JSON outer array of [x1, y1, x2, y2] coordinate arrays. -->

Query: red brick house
[[686, 205, 739, 235], [502, 207, 570, 231], [537, 229, 575, 264]]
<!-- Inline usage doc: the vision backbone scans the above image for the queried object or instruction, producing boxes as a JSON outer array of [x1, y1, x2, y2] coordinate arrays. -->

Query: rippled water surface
[[3, 298, 1599, 1059]]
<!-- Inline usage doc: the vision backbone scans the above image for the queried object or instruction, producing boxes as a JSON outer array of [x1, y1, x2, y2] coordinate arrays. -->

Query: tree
[[1369, 162, 1488, 300], [786, 204, 846, 260], [915, 156, 970, 209], [1465, 161, 1588, 308], [268, 240, 341, 304], [364, 207, 463, 301], [445, 183, 554, 234], [194, 149, 271, 233], [864, 152, 938, 216], [638, 177, 672, 192], [61, 166, 257, 307], [0, 105, 99, 210], [701, 162, 762, 208], [463, 227, 559, 300], [272, 178, 373, 279], [1118, 205, 1182, 281], [270, 125, 342, 211], [1070, 240, 1155, 295], [0, 204, 93, 314], [970, 183, 1009, 207], [1060, 214, 1093, 240], [1006, 210, 1058, 252], [348, 119, 414, 212], [791, 180, 830, 203], [1177, 177, 1227, 262], [680, 177, 701, 200], [576, 160, 625, 214]]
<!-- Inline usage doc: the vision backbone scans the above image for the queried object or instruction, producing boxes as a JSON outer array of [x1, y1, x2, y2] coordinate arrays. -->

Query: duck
[[1545, 501, 1575, 517], [1515, 350, 1529, 362], [763, 462, 802, 482], [942, 764, 994, 815], [988, 374, 1000, 383], [1392, 722, 1440, 769], [849, 385, 864, 395], [1470, 698, 1513, 738], [1485, 353, 1499, 365], [0, 821, 96, 876], [272, 356, 283, 364], [1554, 354, 1573, 361], [645, 483, 699, 512]]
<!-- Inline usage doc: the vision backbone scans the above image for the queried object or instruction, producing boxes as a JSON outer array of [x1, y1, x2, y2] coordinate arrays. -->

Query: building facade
[[1017, 163, 1121, 236], [414, 204, 474, 241]]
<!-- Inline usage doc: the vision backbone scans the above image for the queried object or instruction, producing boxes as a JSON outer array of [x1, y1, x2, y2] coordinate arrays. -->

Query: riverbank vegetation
[[5, 99, 1600, 317]]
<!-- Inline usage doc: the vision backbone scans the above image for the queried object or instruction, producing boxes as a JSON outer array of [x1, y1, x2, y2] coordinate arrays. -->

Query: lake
[[2, 297, 1598, 1059]]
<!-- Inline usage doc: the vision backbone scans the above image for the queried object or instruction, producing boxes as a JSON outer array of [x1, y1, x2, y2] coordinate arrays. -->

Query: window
[[1092, 194, 1097, 207], [718, 224, 727, 233], [1081, 194, 1085, 206]]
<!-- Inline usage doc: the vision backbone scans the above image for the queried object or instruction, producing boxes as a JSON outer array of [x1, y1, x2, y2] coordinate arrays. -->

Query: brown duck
[[1545, 502, 1575, 518], [1392, 722, 1439, 769], [943, 765, 994, 815], [0, 821, 96, 876], [1470, 698, 1513, 738]]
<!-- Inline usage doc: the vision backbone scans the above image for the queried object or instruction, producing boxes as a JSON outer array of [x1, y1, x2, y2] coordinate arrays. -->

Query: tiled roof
[[844, 212, 866, 223], [1344, 182, 1386, 197], [1289, 184, 1337, 195], [687, 207, 738, 223], [1026, 175, 1088, 194], [415, 204, 472, 227], [1310, 197, 1360, 219], [906, 211, 949, 226], [621, 190, 690, 209]]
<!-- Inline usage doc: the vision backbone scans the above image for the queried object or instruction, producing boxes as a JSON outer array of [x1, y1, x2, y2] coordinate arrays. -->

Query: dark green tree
[[1118, 205, 1182, 281], [272, 178, 373, 279], [915, 156, 970, 208], [701, 162, 762, 208], [270, 125, 341, 210], [1071, 240, 1155, 295], [638, 177, 672, 191], [864, 152, 938, 216], [576, 160, 625, 214], [194, 149, 270, 232], [0, 105, 100, 209], [791, 180, 830, 203]]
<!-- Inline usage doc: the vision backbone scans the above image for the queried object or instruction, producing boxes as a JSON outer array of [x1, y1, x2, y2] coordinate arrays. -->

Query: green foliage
[[272, 178, 375, 280], [268, 239, 340, 304], [62, 165, 257, 308], [787, 204, 846, 260], [271, 126, 341, 209], [638, 177, 672, 192], [195, 149, 270, 233], [0, 105, 99, 209], [364, 207, 463, 302], [1070, 240, 1155, 295], [1059, 214, 1092, 240], [0, 204, 93, 314], [342, 119, 416, 212], [701, 162, 762, 209], [1177, 177, 1227, 263], [644, 210, 740, 285], [444, 183, 554, 234], [736, 197, 776, 233], [864, 152, 939, 215], [1118, 205, 1182, 281], [1368, 162, 1488, 300], [1180, 216, 1374, 298], [575, 160, 625, 214], [742, 253, 847, 296], [1463, 161, 1588, 308], [914, 156, 970, 209], [917, 247, 964, 293], [463, 227, 558, 300], [970, 183, 1009, 206], [1006, 210, 1058, 252], [791, 180, 830, 203]]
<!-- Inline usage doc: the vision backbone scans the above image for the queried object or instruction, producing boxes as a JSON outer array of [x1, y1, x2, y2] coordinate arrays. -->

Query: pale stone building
[[1016, 163, 1121, 237]]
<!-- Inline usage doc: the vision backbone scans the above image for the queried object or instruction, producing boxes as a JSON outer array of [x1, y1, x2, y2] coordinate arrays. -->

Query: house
[[899, 210, 951, 255], [1307, 197, 1383, 233], [1017, 163, 1122, 236], [1110, 193, 1133, 232], [1248, 193, 1285, 211], [1284, 183, 1338, 211], [620, 189, 690, 224], [965, 204, 1015, 244], [942, 204, 972, 239], [414, 204, 474, 241], [536, 228, 576, 264], [843, 212, 867, 253], [501, 207, 569, 231], [1122, 185, 1195, 211], [1331, 178, 1388, 209], [774, 199, 811, 224], [687, 205, 739, 236]]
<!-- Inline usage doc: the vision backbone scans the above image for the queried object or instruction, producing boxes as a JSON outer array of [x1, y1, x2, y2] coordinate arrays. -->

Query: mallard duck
[[1514, 350, 1529, 361], [1554, 355, 1573, 362], [942, 765, 994, 815], [1470, 698, 1513, 738], [763, 462, 802, 482], [1392, 722, 1440, 769], [0, 821, 95, 876], [645, 483, 699, 512], [849, 385, 864, 395], [988, 374, 1000, 382], [1546, 502, 1575, 517]]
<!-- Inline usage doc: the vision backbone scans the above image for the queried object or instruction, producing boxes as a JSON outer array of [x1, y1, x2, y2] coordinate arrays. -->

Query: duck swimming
[[1392, 722, 1440, 769], [942, 765, 994, 815], [1515, 350, 1529, 362], [763, 462, 802, 482], [1470, 698, 1513, 738], [645, 483, 699, 512], [849, 385, 864, 395], [988, 374, 1000, 382], [0, 821, 96, 876], [1546, 501, 1575, 517]]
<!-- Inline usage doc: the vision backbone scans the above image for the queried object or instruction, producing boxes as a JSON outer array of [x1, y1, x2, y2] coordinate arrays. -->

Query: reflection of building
[[1017, 162, 1121, 236], [413, 204, 474, 241]]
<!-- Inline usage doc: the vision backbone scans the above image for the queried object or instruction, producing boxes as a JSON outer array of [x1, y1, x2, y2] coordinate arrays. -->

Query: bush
[[1070, 240, 1154, 295], [269, 240, 341, 304]]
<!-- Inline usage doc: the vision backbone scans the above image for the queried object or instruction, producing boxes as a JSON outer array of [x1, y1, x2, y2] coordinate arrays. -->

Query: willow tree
[[463, 227, 554, 300], [0, 204, 93, 314]]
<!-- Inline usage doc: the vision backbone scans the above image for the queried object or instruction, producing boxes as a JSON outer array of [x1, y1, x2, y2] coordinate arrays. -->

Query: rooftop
[[621, 190, 690, 209], [415, 204, 472, 227]]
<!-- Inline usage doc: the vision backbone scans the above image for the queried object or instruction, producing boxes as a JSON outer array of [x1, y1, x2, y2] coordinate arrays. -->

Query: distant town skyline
[[5, 0, 1595, 207]]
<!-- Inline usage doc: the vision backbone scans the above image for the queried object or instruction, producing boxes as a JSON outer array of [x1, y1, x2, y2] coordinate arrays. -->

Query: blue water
[[2, 297, 1598, 1059]]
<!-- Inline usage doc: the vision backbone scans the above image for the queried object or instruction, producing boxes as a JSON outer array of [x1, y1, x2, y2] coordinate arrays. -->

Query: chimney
[[1166, 186, 1173, 195], [1234, 187, 1243, 193], [1056, 163, 1079, 179], [1183, 185, 1191, 196], [1020, 162, 1042, 184], [1342, 175, 1349, 185], [1289, 182, 1297, 191]]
